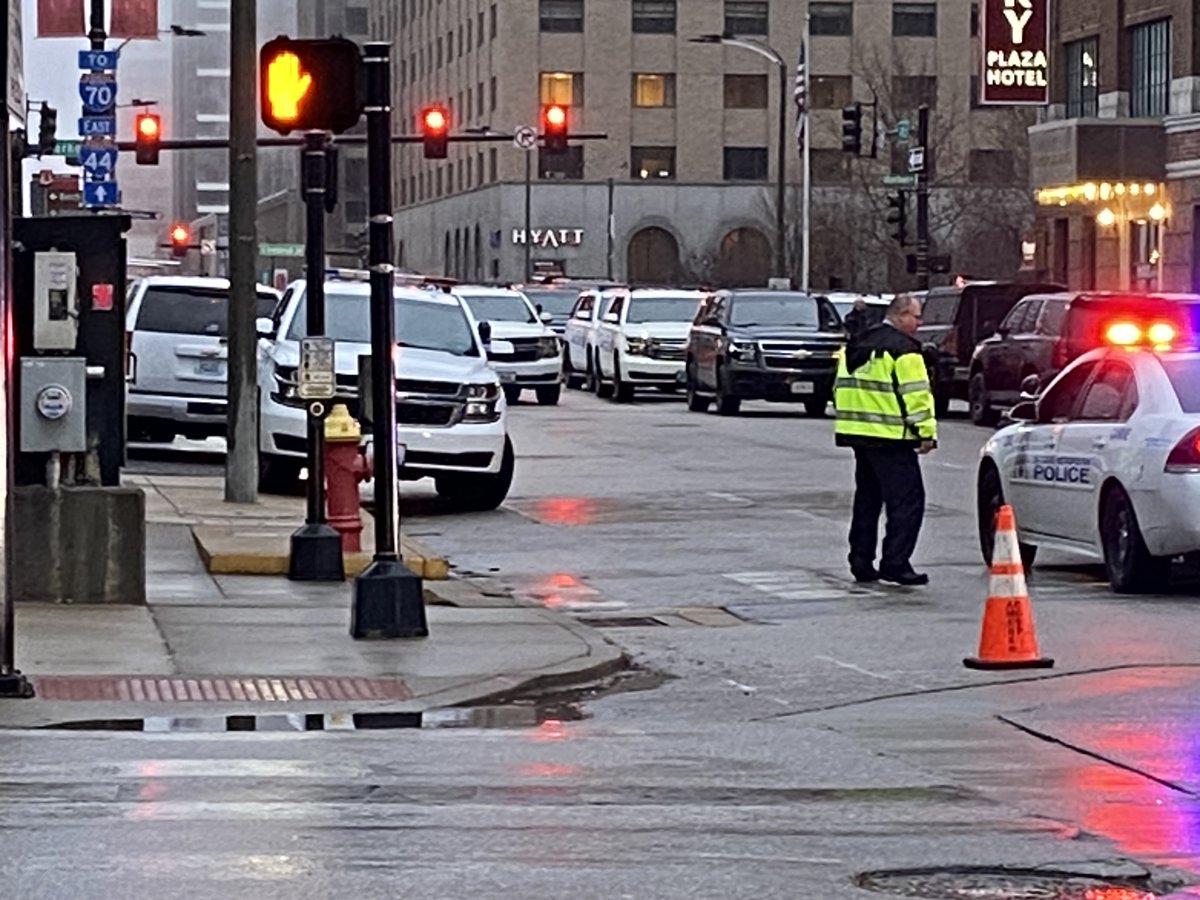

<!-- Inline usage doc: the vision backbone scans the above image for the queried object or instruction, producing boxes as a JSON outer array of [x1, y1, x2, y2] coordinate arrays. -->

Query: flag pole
[[801, 12, 812, 292]]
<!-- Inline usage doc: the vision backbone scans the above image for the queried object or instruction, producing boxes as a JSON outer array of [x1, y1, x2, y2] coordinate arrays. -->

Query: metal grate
[[34, 675, 412, 703]]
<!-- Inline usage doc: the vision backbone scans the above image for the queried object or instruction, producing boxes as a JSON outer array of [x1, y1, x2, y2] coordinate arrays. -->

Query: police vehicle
[[976, 309, 1200, 593]]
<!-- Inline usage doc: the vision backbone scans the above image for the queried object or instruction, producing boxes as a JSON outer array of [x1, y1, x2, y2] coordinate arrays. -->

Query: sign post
[[77, 42, 120, 209]]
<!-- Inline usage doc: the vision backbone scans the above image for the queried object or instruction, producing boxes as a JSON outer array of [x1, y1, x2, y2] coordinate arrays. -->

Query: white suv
[[125, 276, 280, 442], [593, 289, 707, 402], [564, 286, 625, 393], [258, 276, 514, 510], [451, 286, 563, 406]]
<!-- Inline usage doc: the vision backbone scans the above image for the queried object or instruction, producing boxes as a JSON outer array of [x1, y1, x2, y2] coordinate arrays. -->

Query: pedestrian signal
[[259, 36, 363, 135]]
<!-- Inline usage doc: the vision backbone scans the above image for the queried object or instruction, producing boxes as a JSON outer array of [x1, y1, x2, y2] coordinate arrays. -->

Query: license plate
[[194, 359, 224, 376], [790, 381, 814, 395], [497, 370, 517, 383]]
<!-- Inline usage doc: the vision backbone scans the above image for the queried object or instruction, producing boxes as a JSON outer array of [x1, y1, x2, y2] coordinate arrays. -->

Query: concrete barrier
[[13, 486, 146, 605]]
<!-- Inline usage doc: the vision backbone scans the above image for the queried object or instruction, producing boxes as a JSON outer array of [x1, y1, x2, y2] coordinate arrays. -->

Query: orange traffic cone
[[964, 505, 1054, 670]]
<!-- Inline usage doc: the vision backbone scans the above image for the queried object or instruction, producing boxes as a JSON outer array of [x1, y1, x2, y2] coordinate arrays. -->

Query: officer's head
[[887, 293, 922, 337]]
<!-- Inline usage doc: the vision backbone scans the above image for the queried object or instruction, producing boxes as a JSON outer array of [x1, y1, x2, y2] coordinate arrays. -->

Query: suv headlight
[[728, 340, 757, 360], [272, 364, 302, 406], [538, 336, 561, 359], [464, 382, 502, 422], [626, 337, 649, 355]]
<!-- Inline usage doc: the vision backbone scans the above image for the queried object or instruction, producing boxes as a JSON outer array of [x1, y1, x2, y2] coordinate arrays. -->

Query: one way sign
[[83, 181, 120, 207]]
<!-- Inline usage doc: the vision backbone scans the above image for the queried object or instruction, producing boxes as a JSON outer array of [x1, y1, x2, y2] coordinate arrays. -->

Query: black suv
[[918, 281, 1064, 415], [684, 290, 844, 416], [968, 291, 1200, 425]]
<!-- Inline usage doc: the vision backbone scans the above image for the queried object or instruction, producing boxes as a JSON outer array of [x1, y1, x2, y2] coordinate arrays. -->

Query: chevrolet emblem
[[791, 349, 812, 359]]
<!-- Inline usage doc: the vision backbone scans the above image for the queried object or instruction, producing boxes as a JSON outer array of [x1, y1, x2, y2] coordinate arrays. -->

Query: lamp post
[[691, 33, 788, 283]]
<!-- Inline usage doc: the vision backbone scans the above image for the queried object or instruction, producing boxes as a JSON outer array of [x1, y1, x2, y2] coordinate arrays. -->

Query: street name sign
[[258, 242, 305, 257]]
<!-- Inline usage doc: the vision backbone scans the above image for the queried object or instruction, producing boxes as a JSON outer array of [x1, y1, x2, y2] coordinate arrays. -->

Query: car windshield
[[288, 288, 478, 356], [1162, 358, 1200, 413], [524, 290, 578, 315], [627, 295, 701, 324], [730, 293, 834, 330], [136, 285, 277, 337], [460, 292, 535, 323], [920, 294, 958, 325]]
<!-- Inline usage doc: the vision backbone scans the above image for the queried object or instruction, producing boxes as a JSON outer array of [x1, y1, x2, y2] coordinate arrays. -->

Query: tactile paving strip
[[33, 676, 412, 703]]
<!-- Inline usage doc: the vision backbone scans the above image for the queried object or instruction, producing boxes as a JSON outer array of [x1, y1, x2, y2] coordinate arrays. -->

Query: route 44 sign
[[79, 74, 117, 114], [80, 146, 118, 178]]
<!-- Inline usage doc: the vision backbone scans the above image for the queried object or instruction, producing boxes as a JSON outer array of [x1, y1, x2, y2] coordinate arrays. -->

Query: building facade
[[1027, 0, 1200, 293], [370, 0, 1035, 290]]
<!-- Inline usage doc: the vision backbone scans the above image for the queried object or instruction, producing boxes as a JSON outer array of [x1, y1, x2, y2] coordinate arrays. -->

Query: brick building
[[1028, 0, 1200, 293]]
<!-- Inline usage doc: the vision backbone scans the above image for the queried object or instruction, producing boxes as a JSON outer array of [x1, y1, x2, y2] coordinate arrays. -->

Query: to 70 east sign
[[980, 0, 1050, 106]]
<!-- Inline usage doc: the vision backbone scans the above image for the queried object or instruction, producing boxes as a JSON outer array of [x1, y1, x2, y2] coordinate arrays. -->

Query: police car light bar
[[1105, 320, 1177, 349]]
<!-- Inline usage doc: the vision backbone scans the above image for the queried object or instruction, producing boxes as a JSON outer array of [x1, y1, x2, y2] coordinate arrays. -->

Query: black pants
[[849, 445, 926, 574]]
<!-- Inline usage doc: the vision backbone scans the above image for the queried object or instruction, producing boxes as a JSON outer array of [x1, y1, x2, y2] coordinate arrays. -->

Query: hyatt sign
[[980, 0, 1050, 105]]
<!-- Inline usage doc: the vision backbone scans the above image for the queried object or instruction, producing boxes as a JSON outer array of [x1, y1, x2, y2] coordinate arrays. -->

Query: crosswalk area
[[723, 570, 882, 602]]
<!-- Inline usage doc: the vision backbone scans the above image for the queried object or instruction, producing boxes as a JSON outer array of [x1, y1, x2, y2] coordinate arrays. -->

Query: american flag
[[793, 39, 808, 158]]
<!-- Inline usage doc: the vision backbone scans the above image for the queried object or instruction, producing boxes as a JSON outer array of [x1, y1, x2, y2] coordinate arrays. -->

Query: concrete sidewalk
[[0, 515, 625, 729]]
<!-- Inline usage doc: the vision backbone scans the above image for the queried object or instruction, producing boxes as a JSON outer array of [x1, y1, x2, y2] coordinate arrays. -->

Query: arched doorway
[[626, 227, 681, 284], [717, 228, 772, 287]]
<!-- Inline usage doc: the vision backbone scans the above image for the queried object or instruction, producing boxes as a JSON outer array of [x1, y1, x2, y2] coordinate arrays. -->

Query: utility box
[[19, 357, 87, 453]]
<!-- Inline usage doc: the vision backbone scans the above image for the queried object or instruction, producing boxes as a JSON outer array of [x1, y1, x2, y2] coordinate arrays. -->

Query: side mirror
[[1008, 401, 1037, 422], [603, 312, 619, 324], [478, 320, 492, 345], [983, 320, 996, 335], [1019, 373, 1041, 399], [997, 326, 1011, 339], [256, 316, 275, 338], [535, 303, 544, 315], [539, 311, 553, 324]]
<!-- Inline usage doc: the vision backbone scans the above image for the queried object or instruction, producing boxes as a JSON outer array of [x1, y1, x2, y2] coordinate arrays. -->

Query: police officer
[[834, 293, 937, 586]]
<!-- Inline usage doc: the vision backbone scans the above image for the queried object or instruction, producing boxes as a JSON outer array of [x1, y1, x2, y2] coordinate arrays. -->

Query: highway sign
[[78, 49, 119, 71], [882, 173, 917, 188], [78, 116, 115, 137], [83, 181, 119, 207], [908, 146, 925, 173], [258, 242, 305, 257], [80, 146, 118, 178], [79, 74, 117, 114], [513, 125, 537, 151]]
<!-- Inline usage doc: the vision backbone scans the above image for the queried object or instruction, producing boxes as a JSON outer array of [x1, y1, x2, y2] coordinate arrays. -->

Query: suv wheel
[[613, 355, 634, 403], [685, 362, 709, 412], [129, 419, 175, 443], [803, 398, 827, 418], [1100, 485, 1169, 593], [564, 355, 584, 390], [503, 384, 522, 406], [968, 372, 999, 427], [536, 384, 561, 406], [714, 365, 741, 416], [594, 351, 614, 399], [435, 437, 515, 511]]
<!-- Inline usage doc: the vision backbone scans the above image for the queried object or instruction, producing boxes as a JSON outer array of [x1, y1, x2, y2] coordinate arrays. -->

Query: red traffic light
[[542, 105, 568, 154], [421, 105, 449, 159], [169, 224, 190, 258], [135, 112, 162, 165], [544, 105, 567, 128]]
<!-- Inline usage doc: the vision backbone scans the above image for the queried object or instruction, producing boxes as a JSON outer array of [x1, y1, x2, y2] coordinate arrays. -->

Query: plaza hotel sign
[[980, 0, 1050, 105]]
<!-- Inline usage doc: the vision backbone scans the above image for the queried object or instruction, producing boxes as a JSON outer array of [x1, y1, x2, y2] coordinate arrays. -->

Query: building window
[[810, 75, 852, 109], [490, 76, 498, 111], [489, 148, 498, 181], [968, 149, 1014, 185], [631, 146, 676, 179], [810, 2, 852, 36], [811, 149, 851, 184], [723, 147, 768, 181], [632, 73, 676, 107], [539, 0, 582, 33], [478, 11, 485, 45], [539, 146, 584, 180], [1065, 37, 1099, 117], [893, 3, 936, 36], [632, 0, 675, 33], [345, 6, 368, 34], [1129, 18, 1170, 118], [892, 75, 937, 108], [540, 71, 584, 106], [490, 4, 497, 38], [344, 199, 367, 223], [724, 74, 768, 108], [724, 1, 768, 35], [466, 19, 472, 49]]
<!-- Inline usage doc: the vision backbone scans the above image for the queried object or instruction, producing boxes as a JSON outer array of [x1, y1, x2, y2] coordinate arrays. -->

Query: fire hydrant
[[324, 403, 371, 553]]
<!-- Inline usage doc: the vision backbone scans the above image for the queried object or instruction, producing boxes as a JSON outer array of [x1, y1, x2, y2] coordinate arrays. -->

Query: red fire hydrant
[[324, 403, 371, 552]]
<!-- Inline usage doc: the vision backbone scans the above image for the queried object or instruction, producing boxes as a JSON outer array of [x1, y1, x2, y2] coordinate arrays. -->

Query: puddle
[[857, 867, 1180, 900]]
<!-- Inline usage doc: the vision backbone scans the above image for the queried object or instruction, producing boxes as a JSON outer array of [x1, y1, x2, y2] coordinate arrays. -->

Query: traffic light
[[37, 103, 57, 156], [886, 191, 909, 246], [259, 36, 364, 135], [421, 105, 449, 159], [841, 102, 862, 155], [542, 104, 568, 155], [135, 112, 161, 165], [169, 224, 190, 258]]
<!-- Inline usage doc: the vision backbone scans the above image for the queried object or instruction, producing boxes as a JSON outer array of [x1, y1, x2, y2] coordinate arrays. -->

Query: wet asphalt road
[[9, 391, 1200, 898]]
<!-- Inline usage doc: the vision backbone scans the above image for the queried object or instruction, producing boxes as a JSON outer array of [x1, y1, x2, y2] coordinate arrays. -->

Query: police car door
[[1005, 359, 1100, 537], [1045, 358, 1137, 544]]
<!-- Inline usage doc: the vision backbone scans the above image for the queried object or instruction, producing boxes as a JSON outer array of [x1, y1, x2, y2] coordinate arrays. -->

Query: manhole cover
[[857, 868, 1160, 900]]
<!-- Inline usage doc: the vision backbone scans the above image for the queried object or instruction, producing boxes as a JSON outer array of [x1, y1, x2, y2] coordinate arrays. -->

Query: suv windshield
[[288, 288, 479, 356], [627, 295, 701, 324], [136, 286, 277, 336], [920, 293, 958, 326], [730, 293, 836, 330], [1162, 358, 1200, 412], [523, 289, 578, 315], [459, 293, 535, 323]]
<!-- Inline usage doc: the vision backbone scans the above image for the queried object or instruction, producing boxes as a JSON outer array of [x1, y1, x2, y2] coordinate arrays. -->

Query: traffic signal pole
[[351, 42, 427, 640], [289, 131, 344, 583], [916, 104, 931, 291]]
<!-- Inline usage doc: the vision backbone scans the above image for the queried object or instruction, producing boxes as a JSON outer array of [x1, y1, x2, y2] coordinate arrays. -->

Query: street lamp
[[691, 32, 789, 283]]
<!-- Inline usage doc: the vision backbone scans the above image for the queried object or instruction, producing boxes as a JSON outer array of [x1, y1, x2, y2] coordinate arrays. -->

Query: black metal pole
[[775, 59, 788, 282], [352, 42, 427, 640], [916, 104, 930, 292], [0, 0, 33, 698], [523, 152, 532, 281], [288, 132, 344, 582], [606, 177, 615, 281], [89, 0, 105, 50]]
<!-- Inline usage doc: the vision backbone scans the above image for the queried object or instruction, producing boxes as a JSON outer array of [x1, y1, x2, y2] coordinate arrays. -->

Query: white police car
[[976, 313, 1200, 593]]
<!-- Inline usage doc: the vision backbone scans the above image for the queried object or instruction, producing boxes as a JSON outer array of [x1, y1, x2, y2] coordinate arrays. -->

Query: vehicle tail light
[[1165, 427, 1200, 472], [944, 330, 957, 357]]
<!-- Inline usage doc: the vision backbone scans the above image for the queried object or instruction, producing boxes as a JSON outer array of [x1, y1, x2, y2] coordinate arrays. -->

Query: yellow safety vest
[[834, 337, 937, 444]]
